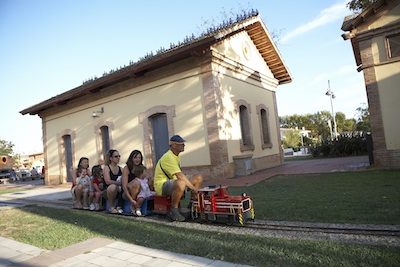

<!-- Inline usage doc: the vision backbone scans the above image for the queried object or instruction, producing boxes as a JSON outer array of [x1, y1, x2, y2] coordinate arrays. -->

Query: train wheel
[[191, 212, 200, 221], [227, 215, 235, 225]]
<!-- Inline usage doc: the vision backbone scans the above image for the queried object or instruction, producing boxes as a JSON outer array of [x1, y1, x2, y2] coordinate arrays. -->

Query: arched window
[[95, 121, 114, 163], [100, 126, 110, 160], [236, 99, 254, 151], [257, 104, 272, 149], [239, 105, 250, 145], [57, 129, 76, 183], [62, 135, 73, 182]]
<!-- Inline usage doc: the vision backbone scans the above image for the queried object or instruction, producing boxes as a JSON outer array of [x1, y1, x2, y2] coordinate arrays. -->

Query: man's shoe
[[167, 206, 185, 222]]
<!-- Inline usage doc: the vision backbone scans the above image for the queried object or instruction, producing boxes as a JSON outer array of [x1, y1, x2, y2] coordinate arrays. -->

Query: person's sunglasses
[[114, 155, 121, 158]]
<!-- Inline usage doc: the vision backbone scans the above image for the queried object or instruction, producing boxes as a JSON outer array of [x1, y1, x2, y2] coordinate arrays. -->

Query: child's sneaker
[[135, 208, 142, 217], [83, 205, 89, 210], [117, 207, 124, 214], [95, 203, 100, 211], [89, 204, 95, 211], [109, 207, 118, 214]]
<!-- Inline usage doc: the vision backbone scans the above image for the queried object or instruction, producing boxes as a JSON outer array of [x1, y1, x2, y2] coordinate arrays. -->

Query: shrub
[[311, 132, 367, 157]]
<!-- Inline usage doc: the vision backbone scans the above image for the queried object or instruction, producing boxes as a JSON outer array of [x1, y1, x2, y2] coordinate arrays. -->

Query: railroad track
[[2, 197, 400, 247], [245, 220, 400, 237]]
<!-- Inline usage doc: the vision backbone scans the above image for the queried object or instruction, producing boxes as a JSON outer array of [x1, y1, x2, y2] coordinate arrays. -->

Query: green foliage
[[280, 104, 370, 145], [347, 0, 378, 12], [311, 132, 367, 157], [282, 130, 301, 150], [0, 139, 14, 155], [355, 103, 371, 132]]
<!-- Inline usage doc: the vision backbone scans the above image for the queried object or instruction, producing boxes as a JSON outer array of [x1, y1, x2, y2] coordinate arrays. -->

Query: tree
[[0, 139, 14, 155], [335, 112, 356, 132], [280, 110, 359, 144], [355, 103, 371, 132], [282, 130, 301, 150], [346, 0, 378, 12]]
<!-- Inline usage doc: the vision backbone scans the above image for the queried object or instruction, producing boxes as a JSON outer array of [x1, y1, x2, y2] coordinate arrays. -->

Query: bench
[[106, 197, 154, 216]]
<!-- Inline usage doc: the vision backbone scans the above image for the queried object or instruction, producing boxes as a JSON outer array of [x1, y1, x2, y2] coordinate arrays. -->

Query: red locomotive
[[190, 185, 255, 225], [108, 185, 255, 225]]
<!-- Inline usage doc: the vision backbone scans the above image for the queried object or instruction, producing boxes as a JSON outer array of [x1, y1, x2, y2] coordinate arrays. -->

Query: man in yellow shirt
[[154, 135, 203, 221]]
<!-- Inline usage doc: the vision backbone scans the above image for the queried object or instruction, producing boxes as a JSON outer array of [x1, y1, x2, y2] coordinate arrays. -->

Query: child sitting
[[89, 165, 105, 211], [76, 166, 91, 209], [133, 165, 156, 216]]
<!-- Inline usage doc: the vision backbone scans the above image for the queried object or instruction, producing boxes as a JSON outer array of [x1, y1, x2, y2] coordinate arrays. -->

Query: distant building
[[21, 13, 292, 185], [19, 152, 44, 172], [280, 128, 311, 141], [28, 153, 44, 174], [341, 0, 400, 168]]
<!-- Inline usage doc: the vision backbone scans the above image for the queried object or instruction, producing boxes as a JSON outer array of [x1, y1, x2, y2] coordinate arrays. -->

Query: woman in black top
[[103, 149, 124, 214]]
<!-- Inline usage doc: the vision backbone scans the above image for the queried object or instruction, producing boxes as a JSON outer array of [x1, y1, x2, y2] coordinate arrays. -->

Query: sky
[[0, 0, 368, 155]]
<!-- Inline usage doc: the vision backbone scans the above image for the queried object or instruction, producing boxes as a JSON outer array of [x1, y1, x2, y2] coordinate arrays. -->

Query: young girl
[[76, 166, 91, 209], [71, 157, 91, 209], [90, 165, 105, 211], [133, 165, 155, 216], [122, 150, 143, 215]]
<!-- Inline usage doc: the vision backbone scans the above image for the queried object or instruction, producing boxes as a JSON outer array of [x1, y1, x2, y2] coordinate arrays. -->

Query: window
[[387, 33, 400, 58], [239, 105, 250, 145], [236, 99, 254, 151], [257, 104, 272, 149], [95, 121, 114, 162], [57, 129, 75, 183], [100, 126, 110, 160], [62, 135, 73, 182]]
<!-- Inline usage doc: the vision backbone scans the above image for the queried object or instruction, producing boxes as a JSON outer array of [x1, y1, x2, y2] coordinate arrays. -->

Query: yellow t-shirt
[[154, 150, 181, 195]]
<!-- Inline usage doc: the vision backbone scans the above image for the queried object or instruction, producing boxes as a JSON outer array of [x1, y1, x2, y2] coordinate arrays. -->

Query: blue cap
[[170, 135, 186, 143]]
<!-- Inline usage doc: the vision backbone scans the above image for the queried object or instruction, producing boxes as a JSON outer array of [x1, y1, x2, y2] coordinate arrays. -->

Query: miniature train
[[190, 185, 255, 225], [124, 185, 255, 225]]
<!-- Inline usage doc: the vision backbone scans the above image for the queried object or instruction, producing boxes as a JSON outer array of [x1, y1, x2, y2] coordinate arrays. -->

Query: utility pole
[[326, 80, 337, 140]]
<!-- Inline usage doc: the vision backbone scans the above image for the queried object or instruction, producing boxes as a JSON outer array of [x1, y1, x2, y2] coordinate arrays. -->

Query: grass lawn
[[228, 169, 400, 225], [283, 155, 316, 162], [0, 169, 399, 266]]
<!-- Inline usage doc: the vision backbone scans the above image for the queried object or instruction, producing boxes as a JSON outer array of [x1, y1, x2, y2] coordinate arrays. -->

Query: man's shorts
[[161, 180, 175, 196]]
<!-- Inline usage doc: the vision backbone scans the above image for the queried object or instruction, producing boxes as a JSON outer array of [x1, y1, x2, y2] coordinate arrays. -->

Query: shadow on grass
[[12, 205, 400, 267]]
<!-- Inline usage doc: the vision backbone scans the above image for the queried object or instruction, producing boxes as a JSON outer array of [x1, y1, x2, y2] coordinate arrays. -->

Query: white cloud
[[282, 1, 349, 43]]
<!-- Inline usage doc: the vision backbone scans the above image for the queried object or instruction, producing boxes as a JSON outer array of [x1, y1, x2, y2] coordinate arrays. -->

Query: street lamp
[[326, 80, 337, 141]]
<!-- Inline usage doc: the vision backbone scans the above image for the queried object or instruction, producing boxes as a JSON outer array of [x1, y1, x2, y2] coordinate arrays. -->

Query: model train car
[[190, 185, 255, 225], [103, 185, 255, 225]]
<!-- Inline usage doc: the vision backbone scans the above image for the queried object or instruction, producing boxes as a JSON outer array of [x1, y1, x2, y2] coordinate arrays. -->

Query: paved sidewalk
[[0, 184, 253, 267], [0, 236, 249, 267], [0, 156, 370, 267]]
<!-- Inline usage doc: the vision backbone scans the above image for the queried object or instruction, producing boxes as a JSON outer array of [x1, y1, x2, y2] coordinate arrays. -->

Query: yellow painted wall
[[44, 68, 211, 177], [369, 7, 400, 150], [370, 4, 400, 29], [43, 29, 286, 180], [375, 62, 400, 150], [214, 31, 280, 162]]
